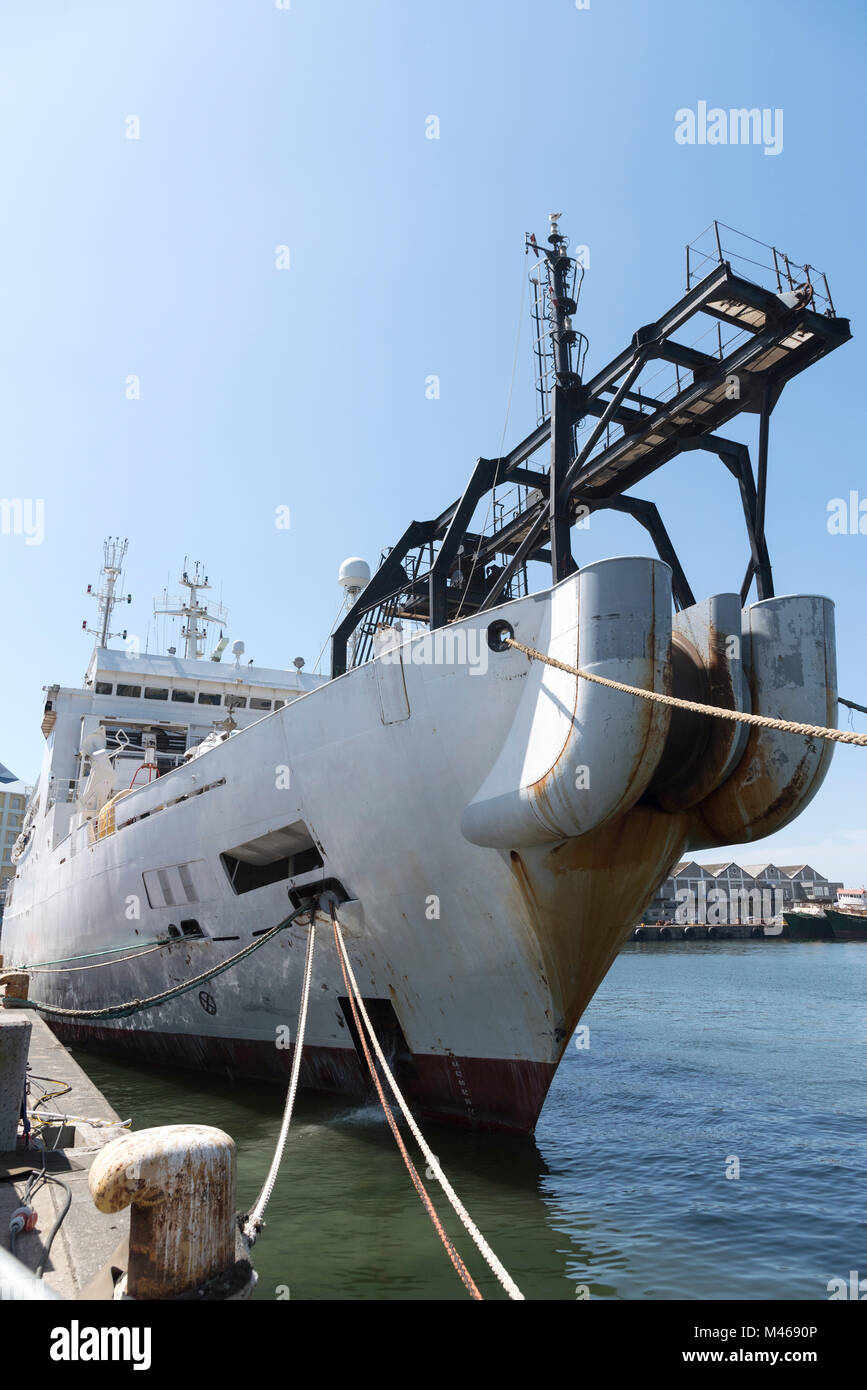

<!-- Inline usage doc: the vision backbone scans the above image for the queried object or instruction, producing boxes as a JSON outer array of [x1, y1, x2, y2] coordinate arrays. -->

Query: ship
[[782, 906, 835, 941], [824, 887, 867, 939], [823, 909, 867, 941], [785, 888, 867, 942], [1, 217, 852, 1133]]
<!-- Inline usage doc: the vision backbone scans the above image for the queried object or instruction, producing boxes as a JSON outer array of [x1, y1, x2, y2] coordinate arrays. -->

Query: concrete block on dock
[[0, 971, 29, 1001], [0, 1014, 32, 1150]]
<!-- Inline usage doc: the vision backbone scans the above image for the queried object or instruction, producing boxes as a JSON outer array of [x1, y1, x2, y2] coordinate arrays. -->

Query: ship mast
[[84, 537, 131, 651], [154, 561, 227, 660], [528, 213, 585, 582]]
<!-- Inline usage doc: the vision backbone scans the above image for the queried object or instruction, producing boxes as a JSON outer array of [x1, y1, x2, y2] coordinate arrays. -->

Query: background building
[[646, 862, 844, 925], [0, 774, 34, 927]]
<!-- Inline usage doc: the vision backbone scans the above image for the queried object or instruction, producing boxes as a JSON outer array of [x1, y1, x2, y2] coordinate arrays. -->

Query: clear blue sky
[[1, 0, 865, 882]]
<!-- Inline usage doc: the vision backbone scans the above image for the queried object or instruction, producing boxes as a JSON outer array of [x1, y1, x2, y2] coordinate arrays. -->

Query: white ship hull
[[2, 559, 837, 1132]]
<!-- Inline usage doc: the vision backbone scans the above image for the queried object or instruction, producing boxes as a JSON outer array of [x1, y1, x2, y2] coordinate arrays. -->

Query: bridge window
[[198, 692, 222, 706], [145, 687, 169, 701], [116, 684, 142, 698], [171, 689, 195, 703], [250, 698, 272, 711], [95, 682, 113, 695]]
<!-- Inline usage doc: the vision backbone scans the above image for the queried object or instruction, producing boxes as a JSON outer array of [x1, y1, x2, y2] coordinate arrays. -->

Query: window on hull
[[220, 820, 324, 895]]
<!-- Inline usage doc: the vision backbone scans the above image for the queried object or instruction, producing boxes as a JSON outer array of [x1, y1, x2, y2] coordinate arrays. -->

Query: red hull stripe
[[48, 1021, 556, 1135]]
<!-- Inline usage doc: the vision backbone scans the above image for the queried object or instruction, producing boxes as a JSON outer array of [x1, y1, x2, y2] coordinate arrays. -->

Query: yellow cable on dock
[[505, 637, 867, 747]]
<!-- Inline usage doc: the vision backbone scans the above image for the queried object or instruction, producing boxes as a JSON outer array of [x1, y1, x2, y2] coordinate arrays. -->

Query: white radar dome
[[338, 557, 371, 592], [230, 639, 245, 658]]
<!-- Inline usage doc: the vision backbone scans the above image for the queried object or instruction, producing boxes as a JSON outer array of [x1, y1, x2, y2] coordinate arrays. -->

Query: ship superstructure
[[2, 218, 852, 1132], [28, 546, 326, 869]]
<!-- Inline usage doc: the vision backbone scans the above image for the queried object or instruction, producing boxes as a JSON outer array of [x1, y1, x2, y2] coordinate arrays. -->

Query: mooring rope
[[13, 905, 313, 1021], [22, 940, 169, 971], [331, 911, 483, 1300], [24, 943, 169, 974], [504, 637, 867, 747], [332, 910, 525, 1301], [243, 917, 316, 1242]]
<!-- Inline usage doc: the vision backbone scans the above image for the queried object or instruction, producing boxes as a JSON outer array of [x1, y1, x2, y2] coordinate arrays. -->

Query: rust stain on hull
[[509, 805, 691, 1055], [693, 730, 828, 846]]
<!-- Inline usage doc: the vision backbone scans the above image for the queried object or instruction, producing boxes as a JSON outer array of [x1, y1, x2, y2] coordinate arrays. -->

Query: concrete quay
[[0, 1007, 131, 1299]]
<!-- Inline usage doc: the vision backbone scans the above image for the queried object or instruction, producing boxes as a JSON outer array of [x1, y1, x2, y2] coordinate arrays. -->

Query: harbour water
[[72, 941, 866, 1301]]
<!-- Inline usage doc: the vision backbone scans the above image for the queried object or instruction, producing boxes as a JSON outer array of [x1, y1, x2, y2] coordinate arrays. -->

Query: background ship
[[823, 908, 867, 940], [2, 217, 852, 1132], [784, 887, 867, 940]]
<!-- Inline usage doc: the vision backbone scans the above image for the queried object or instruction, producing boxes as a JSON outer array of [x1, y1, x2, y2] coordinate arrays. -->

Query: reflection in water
[[74, 943, 866, 1300]]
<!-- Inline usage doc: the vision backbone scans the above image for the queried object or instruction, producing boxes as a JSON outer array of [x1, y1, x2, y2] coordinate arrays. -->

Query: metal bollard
[[89, 1124, 237, 1299]]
